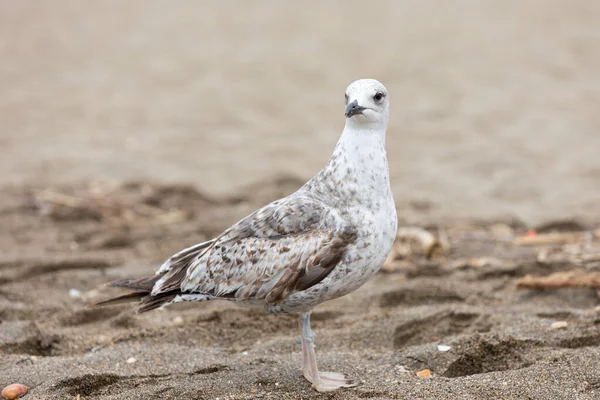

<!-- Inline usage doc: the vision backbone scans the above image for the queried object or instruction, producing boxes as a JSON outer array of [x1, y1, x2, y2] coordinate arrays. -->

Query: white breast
[[272, 126, 397, 313]]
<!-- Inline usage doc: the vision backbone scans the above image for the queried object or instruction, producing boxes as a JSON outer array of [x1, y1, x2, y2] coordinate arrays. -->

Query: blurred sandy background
[[2, 1, 600, 400], [1, 0, 599, 225]]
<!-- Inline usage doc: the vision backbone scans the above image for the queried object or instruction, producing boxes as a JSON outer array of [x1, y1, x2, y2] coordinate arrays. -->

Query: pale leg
[[299, 312, 357, 392]]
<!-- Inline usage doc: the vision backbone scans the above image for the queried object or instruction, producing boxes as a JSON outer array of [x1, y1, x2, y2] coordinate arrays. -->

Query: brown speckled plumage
[[96, 78, 397, 392]]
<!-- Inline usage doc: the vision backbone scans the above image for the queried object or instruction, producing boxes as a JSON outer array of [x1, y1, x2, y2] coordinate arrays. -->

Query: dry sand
[[2, 182, 600, 400], [1, 1, 600, 399]]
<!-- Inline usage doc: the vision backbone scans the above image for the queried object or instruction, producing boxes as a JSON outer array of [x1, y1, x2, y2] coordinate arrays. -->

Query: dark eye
[[373, 92, 385, 102]]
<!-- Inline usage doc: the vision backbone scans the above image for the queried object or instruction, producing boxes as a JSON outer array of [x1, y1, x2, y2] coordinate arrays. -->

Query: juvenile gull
[[96, 78, 397, 392]]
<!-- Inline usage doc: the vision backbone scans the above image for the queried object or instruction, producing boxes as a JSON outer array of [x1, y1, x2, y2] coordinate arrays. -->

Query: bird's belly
[[270, 205, 397, 314], [329, 226, 395, 295]]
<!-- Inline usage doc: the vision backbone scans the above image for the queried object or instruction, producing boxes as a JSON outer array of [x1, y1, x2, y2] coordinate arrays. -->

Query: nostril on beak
[[345, 100, 366, 118]]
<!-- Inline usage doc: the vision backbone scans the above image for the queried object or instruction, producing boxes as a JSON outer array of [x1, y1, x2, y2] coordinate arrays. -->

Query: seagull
[[96, 78, 398, 392]]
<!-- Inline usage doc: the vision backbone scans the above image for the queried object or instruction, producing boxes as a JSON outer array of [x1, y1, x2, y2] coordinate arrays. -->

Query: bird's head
[[344, 79, 389, 129]]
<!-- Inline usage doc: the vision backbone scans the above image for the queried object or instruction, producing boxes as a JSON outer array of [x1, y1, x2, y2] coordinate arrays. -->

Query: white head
[[344, 79, 389, 130]]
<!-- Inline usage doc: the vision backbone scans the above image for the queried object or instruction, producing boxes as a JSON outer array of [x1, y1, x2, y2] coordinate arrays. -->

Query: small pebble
[[490, 224, 514, 239], [437, 345, 451, 352], [84, 289, 100, 299], [416, 369, 432, 378], [242, 351, 249, 356], [126, 357, 137, 364], [172, 316, 184, 326], [395, 365, 410, 373], [1, 383, 28, 399], [68, 288, 82, 298], [551, 321, 568, 329]]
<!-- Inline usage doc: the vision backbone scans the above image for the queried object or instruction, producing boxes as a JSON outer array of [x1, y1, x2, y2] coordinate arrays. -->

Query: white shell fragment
[[551, 321, 568, 329], [437, 345, 451, 352]]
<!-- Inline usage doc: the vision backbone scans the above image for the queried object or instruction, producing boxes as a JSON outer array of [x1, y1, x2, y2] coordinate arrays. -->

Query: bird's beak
[[345, 100, 366, 118]]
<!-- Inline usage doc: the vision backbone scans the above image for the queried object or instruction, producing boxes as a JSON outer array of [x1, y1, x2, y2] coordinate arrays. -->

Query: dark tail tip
[[107, 275, 161, 291], [96, 274, 179, 313], [93, 291, 146, 308]]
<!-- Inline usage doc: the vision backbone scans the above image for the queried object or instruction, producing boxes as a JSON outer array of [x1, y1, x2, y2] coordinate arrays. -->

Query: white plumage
[[98, 78, 397, 392]]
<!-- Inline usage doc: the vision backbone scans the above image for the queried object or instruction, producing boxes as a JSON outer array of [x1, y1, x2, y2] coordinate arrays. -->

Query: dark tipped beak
[[345, 100, 366, 118]]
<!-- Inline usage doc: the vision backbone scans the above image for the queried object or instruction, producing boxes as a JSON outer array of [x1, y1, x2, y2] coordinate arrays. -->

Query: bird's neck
[[331, 125, 389, 186], [338, 123, 387, 148], [304, 125, 392, 207], [342, 121, 387, 145]]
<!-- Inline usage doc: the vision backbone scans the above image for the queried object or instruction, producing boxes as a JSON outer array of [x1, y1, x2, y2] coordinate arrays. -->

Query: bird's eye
[[373, 92, 385, 102]]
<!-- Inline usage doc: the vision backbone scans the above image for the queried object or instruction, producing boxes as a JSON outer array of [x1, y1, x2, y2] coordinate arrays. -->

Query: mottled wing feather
[[156, 239, 216, 274], [152, 195, 356, 305]]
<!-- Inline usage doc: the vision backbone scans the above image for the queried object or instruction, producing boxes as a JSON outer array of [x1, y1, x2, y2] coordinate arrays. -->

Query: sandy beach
[[1, 1, 600, 399]]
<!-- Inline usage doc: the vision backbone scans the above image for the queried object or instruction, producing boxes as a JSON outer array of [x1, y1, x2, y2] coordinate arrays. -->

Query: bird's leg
[[299, 312, 317, 383], [299, 312, 357, 392]]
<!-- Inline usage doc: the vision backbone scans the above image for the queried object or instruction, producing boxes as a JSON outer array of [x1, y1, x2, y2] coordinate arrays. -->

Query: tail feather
[[96, 239, 216, 313], [107, 275, 161, 291], [137, 293, 177, 313], [94, 274, 179, 313], [92, 292, 146, 308]]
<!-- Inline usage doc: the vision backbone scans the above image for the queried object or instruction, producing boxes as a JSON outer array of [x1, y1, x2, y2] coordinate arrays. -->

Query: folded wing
[[152, 195, 356, 305]]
